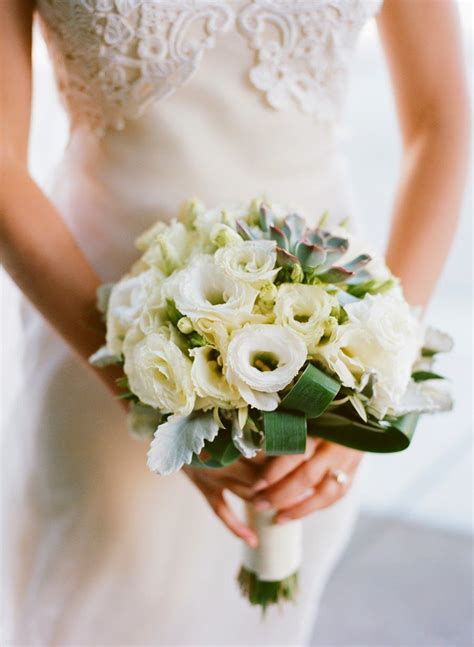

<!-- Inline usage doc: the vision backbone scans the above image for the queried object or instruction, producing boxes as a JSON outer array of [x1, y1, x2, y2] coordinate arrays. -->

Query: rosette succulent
[[236, 204, 376, 288]]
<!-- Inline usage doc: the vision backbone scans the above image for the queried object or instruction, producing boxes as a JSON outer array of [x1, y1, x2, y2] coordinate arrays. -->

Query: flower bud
[[290, 263, 304, 283], [177, 316, 194, 335], [210, 223, 242, 248]]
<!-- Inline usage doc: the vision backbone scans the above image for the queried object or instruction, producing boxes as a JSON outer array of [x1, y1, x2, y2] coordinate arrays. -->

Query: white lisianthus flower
[[192, 204, 247, 250], [140, 221, 197, 275], [210, 223, 243, 248], [318, 293, 422, 419], [274, 284, 336, 353], [190, 346, 242, 407], [166, 255, 260, 327], [225, 324, 307, 411], [106, 269, 158, 356], [193, 318, 231, 357], [123, 325, 195, 415], [215, 239, 279, 285], [138, 283, 168, 335]]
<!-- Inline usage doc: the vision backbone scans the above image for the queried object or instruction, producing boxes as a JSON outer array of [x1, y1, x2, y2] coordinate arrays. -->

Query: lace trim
[[38, 0, 234, 133], [238, 0, 381, 118], [37, 0, 382, 134]]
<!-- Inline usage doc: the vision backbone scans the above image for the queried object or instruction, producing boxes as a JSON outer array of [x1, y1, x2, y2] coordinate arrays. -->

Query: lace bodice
[[37, 0, 383, 134]]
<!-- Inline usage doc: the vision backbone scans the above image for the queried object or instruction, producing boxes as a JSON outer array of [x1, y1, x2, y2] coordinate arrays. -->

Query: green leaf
[[166, 299, 183, 326], [204, 428, 241, 467], [316, 266, 353, 284], [259, 204, 273, 232], [263, 410, 307, 455], [324, 236, 349, 252], [280, 363, 341, 417], [236, 219, 256, 240], [294, 241, 326, 268], [412, 370, 445, 382], [305, 230, 324, 246], [308, 411, 419, 453], [188, 332, 207, 348], [282, 213, 307, 247], [269, 225, 289, 250], [276, 247, 300, 268], [127, 402, 162, 440], [342, 254, 372, 273]]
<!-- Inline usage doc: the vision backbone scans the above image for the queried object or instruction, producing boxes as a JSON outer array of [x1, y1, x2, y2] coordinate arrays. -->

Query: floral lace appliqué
[[238, 0, 381, 118], [36, 0, 383, 133], [37, 0, 234, 133]]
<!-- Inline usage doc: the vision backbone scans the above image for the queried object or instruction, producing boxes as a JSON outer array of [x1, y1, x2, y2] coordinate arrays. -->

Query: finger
[[208, 491, 258, 547], [221, 459, 262, 486], [252, 443, 334, 511], [274, 467, 357, 523], [252, 436, 319, 493], [222, 479, 255, 501]]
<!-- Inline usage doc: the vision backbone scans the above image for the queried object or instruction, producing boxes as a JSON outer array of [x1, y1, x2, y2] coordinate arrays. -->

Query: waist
[[47, 126, 354, 281]]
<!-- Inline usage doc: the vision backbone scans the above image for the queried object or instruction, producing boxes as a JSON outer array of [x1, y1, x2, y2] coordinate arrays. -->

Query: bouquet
[[90, 198, 453, 609]]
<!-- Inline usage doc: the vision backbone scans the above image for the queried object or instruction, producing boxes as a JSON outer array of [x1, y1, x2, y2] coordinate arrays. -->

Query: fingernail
[[253, 479, 268, 493], [246, 534, 258, 548], [253, 499, 271, 511]]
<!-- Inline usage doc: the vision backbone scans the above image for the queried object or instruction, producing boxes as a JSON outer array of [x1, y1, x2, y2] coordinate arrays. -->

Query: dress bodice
[[35, 1, 383, 282], [37, 0, 383, 135]]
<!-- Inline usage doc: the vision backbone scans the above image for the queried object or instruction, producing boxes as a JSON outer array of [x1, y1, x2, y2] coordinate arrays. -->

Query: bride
[[0, 1, 468, 644]]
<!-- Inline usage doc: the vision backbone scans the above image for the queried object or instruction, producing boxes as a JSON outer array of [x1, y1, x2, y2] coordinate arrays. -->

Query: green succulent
[[236, 203, 372, 286]]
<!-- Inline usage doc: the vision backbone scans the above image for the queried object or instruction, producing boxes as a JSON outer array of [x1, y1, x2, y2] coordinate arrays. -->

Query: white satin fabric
[[1, 1, 378, 644]]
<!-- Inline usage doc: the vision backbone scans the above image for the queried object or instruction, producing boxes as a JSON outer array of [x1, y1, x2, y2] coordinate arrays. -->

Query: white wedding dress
[[2, 1, 383, 644]]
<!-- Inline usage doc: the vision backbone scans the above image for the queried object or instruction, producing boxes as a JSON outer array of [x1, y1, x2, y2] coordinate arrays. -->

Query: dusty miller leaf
[[147, 411, 219, 475]]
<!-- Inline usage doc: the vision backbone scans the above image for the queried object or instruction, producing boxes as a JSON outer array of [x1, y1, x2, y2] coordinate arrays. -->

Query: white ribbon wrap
[[242, 503, 302, 581]]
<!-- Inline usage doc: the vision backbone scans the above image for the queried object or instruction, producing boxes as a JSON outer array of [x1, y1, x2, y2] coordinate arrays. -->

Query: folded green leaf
[[263, 410, 307, 455], [308, 411, 419, 453], [280, 363, 340, 418]]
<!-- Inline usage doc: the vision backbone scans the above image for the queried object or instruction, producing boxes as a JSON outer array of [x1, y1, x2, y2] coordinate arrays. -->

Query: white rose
[[190, 346, 242, 407], [215, 239, 279, 285], [166, 255, 261, 327], [225, 324, 307, 411], [140, 220, 197, 275], [106, 269, 158, 356], [319, 293, 422, 418], [274, 284, 336, 353], [123, 325, 195, 415]]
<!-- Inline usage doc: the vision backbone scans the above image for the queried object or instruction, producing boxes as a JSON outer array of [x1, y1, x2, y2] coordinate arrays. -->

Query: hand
[[250, 438, 363, 524], [182, 458, 263, 548]]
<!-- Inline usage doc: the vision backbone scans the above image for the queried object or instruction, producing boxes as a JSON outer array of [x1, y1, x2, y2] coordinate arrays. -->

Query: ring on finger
[[329, 468, 349, 487]]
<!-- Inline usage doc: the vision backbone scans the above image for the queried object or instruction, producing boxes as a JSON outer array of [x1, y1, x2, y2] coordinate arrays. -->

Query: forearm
[[377, 0, 469, 311], [0, 160, 125, 402], [385, 116, 469, 309]]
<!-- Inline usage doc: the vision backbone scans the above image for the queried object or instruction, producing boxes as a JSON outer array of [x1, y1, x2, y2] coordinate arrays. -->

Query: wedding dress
[[2, 1, 383, 644]]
